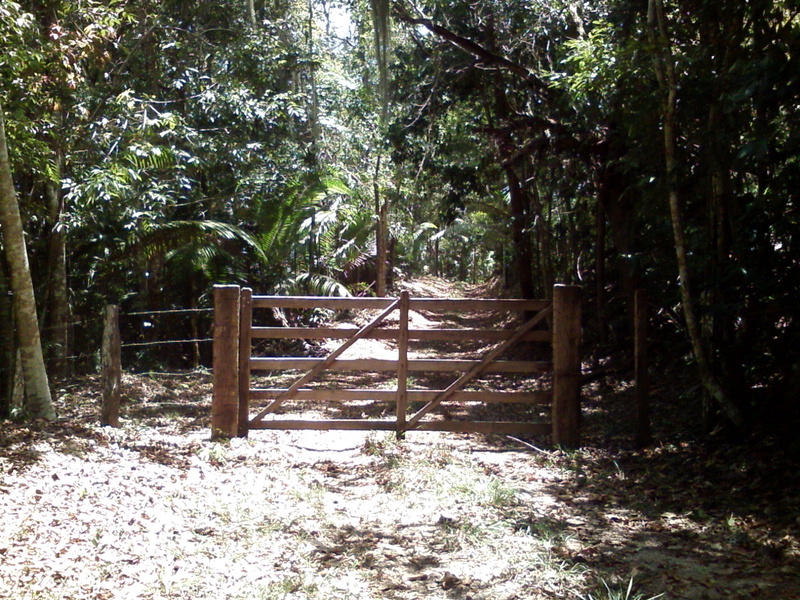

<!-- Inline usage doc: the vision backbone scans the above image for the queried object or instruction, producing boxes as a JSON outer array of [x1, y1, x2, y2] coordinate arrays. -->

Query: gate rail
[[211, 285, 581, 446]]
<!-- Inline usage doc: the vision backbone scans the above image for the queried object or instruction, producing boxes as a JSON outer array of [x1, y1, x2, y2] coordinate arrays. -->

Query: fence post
[[634, 289, 652, 447], [212, 285, 241, 439], [552, 285, 582, 448], [101, 304, 121, 427], [237, 287, 253, 438]]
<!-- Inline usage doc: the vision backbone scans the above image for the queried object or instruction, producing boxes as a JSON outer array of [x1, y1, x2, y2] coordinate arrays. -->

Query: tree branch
[[391, 1, 552, 101]]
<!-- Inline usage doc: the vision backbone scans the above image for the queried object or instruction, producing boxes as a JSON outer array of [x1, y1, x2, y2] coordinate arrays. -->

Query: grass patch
[[580, 576, 664, 600]]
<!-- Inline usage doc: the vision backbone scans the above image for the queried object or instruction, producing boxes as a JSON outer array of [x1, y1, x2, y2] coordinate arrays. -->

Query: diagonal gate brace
[[403, 304, 553, 432], [250, 297, 401, 423]]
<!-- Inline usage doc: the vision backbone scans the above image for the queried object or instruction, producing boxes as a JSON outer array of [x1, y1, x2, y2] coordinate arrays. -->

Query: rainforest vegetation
[[1, 0, 799, 436]]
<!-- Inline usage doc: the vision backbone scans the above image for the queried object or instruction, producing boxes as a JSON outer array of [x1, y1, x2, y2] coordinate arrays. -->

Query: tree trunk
[[306, 0, 320, 152], [648, 0, 743, 430], [44, 149, 69, 381], [0, 102, 54, 420], [189, 275, 201, 368], [538, 183, 555, 296], [503, 163, 535, 299], [0, 259, 12, 418], [246, 0, 256, 28], [595, 184, 607, 346], [705, 101, 746, 409], [374, 151, 388, 296], [598, 151, 637, 341]]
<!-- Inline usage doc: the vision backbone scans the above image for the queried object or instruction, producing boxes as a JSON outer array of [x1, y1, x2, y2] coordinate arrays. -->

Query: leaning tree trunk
[[0, 102, 55, 420], [647, 0, 743, 430]]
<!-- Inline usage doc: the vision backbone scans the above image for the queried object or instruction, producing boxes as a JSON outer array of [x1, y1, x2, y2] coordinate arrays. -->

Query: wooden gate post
[[101, 304, 121, 427], [237, 288, 253, 438], [552, 285, 582, 448], [212, 285, 241, 439]]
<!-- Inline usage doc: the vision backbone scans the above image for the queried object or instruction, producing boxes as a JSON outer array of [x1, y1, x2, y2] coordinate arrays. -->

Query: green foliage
[[246, 173, 374, 293], [276, 273, 351, 298], [555, 20, 642, 113], [130, 220, 268, 274]]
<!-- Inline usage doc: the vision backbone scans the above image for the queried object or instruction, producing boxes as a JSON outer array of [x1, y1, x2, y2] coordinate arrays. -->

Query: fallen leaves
[[1, 337, 799, 600]]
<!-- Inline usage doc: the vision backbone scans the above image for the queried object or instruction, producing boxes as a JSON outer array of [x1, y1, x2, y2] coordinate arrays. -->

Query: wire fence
[[0, 306, 216, 385], [118, 306, 215, 372], [120, 307, 214, 350]]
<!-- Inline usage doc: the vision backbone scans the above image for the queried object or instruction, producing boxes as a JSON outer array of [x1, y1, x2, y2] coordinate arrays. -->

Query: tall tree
[[0, 103, 54, 420]]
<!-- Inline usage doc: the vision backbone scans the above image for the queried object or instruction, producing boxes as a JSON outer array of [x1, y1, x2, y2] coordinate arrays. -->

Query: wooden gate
[[211, 285, 582, 446]]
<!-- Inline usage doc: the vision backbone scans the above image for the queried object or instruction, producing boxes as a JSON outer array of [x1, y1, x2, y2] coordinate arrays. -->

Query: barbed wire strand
[[121, 338, 213, 348], [39, 317, 104, 332], [131, 370, 212, 378], [0, 309, 216, 378], [23, 308, 213, 336], [124, 308, 213, 316]]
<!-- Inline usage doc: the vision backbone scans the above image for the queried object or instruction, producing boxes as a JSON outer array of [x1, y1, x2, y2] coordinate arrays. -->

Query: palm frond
[[128, 220, 268, 267], [276, 272, 352, 297], [340, 251, 374, 283]]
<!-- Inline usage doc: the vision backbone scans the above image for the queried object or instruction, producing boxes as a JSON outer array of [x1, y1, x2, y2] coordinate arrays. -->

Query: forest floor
[[1, 277, 799, 600]]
